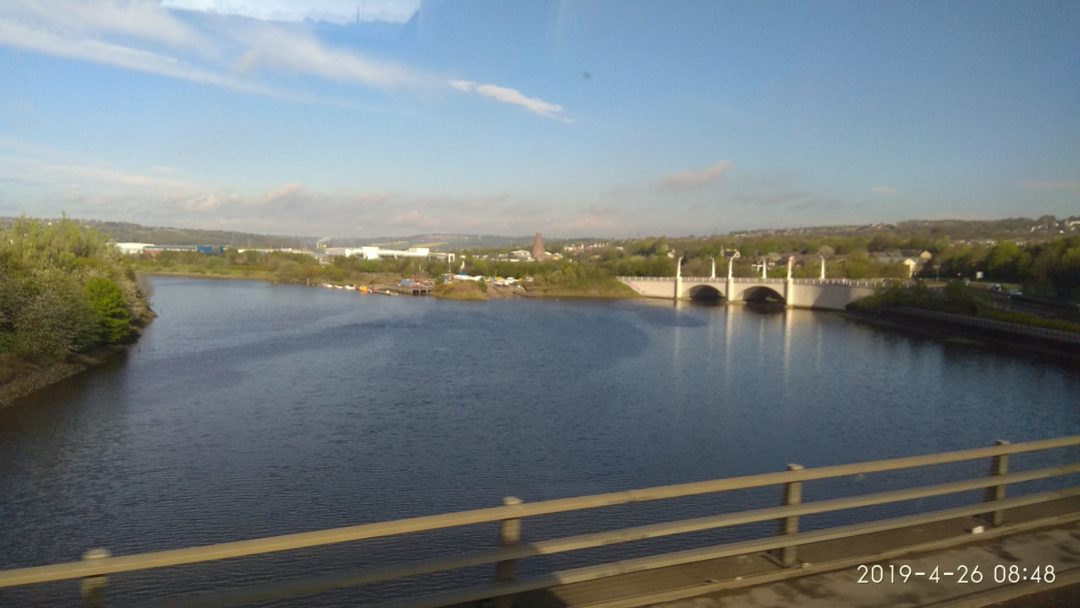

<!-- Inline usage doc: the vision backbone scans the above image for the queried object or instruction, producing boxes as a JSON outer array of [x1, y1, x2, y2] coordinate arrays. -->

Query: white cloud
[[0, 18, 295, 100], [448, 80, 570, 122], [229, 24, 425, 90], [7, 173, 611, 237], [0, 139, 597, 236], [7, 0, 211, 53], [657, 161, 731, 191], [163, 0, 420, 25], [0, 2, 567, 119]]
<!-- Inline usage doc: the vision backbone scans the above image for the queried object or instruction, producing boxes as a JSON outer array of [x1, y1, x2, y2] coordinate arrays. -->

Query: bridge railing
[[619, 276, 896, 287], [790, 278, 897, 287], [617, 276, 675, 281], [2, 436, 1078, 607]]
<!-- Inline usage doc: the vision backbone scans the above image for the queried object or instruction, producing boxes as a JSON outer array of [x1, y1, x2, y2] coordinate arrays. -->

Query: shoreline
[[138, 270, 642, 301], [0, 309, 156, 409], [0, 345, 129, 408], [843, 308, 1080, 361]]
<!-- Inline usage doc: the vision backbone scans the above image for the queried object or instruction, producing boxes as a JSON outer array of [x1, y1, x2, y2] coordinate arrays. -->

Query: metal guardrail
[[2, 436, 1078, 607]]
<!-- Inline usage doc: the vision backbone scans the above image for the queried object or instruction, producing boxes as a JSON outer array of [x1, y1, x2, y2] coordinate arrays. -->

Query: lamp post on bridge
[[785, 256, 795, 306], [710, 257, 716, 280], [753, 258, 768, 279], [674, 256, 684, 301], [820, 255, 827, 280], [726, 250, 740, 304]]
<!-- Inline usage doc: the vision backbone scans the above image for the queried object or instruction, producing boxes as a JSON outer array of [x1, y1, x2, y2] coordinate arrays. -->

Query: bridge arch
[[740, 286, 786, 304], [686, 284, 724, 302]]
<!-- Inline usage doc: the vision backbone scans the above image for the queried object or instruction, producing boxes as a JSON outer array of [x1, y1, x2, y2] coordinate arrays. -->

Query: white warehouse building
[[326, 246, 454, 263]]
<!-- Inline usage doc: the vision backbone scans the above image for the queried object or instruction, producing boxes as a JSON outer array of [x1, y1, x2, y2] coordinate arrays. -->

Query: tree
[[85, 277, 134, 344], [985, 241, 1021, 281]]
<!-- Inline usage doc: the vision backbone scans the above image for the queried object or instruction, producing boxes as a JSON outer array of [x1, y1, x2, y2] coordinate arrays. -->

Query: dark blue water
[[1, 277, 1077, 606]]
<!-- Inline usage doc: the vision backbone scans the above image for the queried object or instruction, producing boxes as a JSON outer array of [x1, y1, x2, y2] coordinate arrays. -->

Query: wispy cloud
[[231, 23, 426, 90], [0, 1, 566, 118], [656, 161, 731, 191], [73, 186, 602, 237], [1023, 180, 1080, 193], [869, 185, 900, 195], [0, 18, 296, 100], [163, 0, 420, 25], [0, 154, 199, 191], [449, 80, 570, 122], [0, 147, 594, 236], [735, 190, 813, 207], [9, 0, 212, 53]]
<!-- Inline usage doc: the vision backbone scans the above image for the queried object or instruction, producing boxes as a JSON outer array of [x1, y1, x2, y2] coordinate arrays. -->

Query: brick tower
[[531, 232, 545, 261]]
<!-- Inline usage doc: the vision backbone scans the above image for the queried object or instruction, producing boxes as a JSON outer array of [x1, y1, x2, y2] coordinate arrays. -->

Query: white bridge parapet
[[617, 276, 894, 310]]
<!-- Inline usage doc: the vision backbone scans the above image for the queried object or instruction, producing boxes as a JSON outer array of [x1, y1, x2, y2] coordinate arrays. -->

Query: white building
[[115, 242, 155, 254], [324, 246, 453, 263]]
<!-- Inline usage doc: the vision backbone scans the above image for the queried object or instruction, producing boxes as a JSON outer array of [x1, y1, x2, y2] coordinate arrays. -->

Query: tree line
[[0, 218, 152, 363], [133, 226, 1080, 304]]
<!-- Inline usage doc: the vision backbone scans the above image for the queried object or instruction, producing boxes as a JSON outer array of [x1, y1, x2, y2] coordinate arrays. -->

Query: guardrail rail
[[2, 435, 1078, 607]]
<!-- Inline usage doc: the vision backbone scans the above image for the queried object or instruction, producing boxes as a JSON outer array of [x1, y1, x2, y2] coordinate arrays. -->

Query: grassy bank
[[139, 268, 279, 281], [0, 346, 134, 407], [848, 281, 1080, 334], [521, 278, 638, 299], [433, 281, 489, 300], [144, 266, 641, 301]]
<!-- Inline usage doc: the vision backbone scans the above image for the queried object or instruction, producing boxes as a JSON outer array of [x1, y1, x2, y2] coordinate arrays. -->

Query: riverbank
[[0, 218, 156, 408], [140, 270, 641, 301], [0, 345, 128, 408], [0, 304, 156, 408], [844, 308, 1080, 360]]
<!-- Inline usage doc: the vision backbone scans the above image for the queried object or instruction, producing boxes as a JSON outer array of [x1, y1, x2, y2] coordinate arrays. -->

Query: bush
[[85, 277, 134, 343], [0, 218, 149, 363]]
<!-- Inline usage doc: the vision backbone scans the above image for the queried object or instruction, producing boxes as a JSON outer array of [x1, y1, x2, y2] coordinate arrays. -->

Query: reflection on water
[[1, 278, 1078, 606]]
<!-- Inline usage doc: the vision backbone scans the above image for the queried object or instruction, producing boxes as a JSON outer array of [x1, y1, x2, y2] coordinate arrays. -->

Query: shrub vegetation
[[0, 218, 151, 370]]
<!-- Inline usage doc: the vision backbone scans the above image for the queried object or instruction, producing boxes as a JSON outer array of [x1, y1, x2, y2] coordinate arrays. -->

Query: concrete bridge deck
[[617, 276, 889, 310], [507, 496, 1080, 608]]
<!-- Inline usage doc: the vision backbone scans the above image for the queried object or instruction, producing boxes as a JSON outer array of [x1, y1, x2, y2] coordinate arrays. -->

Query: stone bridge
[[618, 254, 896, 310], [618, 276, 889, 310]]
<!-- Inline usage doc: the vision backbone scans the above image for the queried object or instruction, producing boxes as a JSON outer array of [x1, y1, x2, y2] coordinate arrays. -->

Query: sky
[[1, 0, 1078, 238]]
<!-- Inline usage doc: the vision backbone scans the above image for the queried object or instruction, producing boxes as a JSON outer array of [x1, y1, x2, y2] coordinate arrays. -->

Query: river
[[1, 277, 1078, 606]]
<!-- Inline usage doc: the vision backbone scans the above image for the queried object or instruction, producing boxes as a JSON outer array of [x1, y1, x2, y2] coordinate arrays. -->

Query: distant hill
[[724, 216, 1076, 242], [0, 218, 319, 249], [4, 216, 1074, 252], [323, 234, 536, 251], [86, 221, 318, 249], [0, 218, 541, 252]]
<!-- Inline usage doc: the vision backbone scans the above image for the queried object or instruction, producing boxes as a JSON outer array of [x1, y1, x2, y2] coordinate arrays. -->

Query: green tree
[[85, 277, 134, 344]]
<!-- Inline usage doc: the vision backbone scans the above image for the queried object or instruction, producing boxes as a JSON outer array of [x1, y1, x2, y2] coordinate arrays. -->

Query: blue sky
[[1, 0, 1078, 238]]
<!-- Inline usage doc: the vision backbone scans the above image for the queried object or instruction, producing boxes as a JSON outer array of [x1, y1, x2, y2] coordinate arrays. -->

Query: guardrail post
[[80, 548, 110, 608], [984, 439, 1010, 526], [779, 464, 803, 567], [494, 496, 523, 608]]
